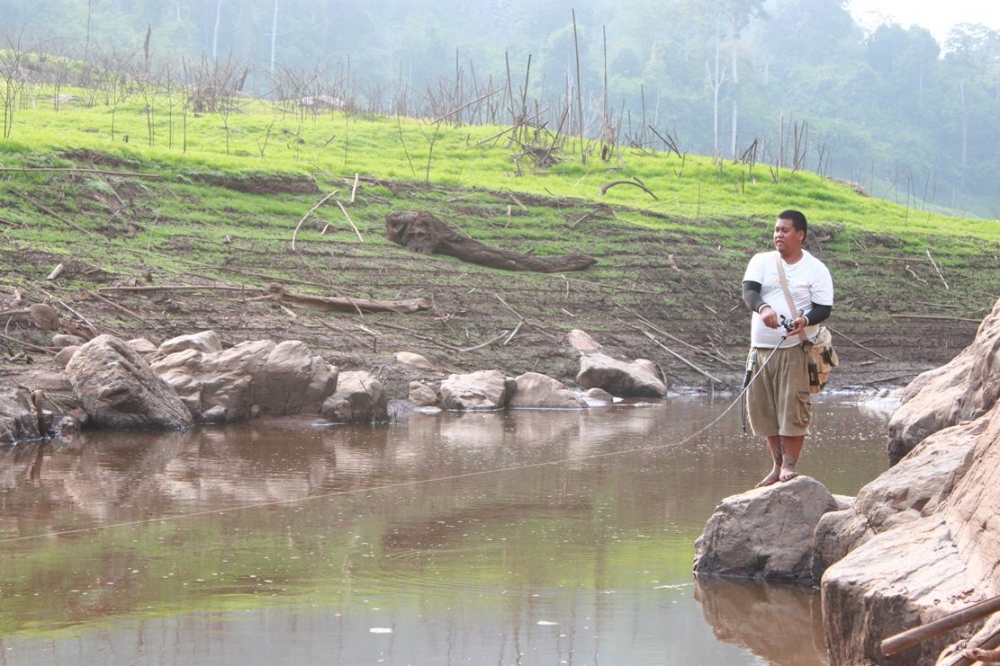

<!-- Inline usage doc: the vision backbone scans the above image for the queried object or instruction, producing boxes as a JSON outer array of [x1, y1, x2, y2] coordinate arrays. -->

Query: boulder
[[65, 334, 193, 430], [887, 297, 1000, 463], [576, 352, 666, 398], [51, 333, 86, 348], [693, 476, 838, 583], [509, 372, 588, 409], [0, 384, 42, 444], [856, 418, 980, 532], [394, 351, 442, 372], [820, 405, 1000, 665], [126, 337, 159, 355], [321, 370, 388, 423], [566, 329, 602, 353], [439, 370, 514, 411], [585, 387, 615, 404], [407, 381, 439, 407], [157, 330, 224, 357], [151, 337, 338, 423], [811, 503, 872, 582], [822, 518, 975, 666], [255, 340, 337, 416], [567, 329, 666, 398], [53, 346, 80, 367]]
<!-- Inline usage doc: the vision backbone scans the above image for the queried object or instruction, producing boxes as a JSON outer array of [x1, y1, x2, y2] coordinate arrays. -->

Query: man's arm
[[742, 281, 767, 313], [804, 303, 832, 325]]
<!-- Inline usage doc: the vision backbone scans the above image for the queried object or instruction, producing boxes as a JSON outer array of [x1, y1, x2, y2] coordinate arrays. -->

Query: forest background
[[3, 0, 1000, 219]]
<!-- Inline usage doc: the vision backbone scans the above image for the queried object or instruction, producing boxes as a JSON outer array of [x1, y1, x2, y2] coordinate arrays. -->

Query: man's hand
[[759, 305, 780, 329], [760, 306, 806, 337], [785, 316, 807, 337]]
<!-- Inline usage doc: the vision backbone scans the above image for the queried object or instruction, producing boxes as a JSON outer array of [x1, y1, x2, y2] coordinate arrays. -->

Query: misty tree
[[0, 35, 29, 139]]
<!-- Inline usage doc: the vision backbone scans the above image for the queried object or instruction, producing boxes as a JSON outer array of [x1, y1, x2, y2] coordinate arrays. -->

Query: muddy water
[[0, 394, 892, 665]]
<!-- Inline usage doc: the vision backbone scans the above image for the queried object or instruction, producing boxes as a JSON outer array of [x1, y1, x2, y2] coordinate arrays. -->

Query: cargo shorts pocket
[[793, 391, 812, 428]]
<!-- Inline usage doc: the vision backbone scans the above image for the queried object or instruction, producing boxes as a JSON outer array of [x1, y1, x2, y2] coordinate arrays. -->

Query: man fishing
[[741, 210, 834, 487]]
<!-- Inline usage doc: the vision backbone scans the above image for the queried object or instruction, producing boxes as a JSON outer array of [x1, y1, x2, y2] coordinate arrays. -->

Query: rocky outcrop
[[65, 334, 194, 430], [887, 298, 1000, 463], [819, 297, 1000, 665], [0, 326, 644, 441], [152, 336, 338, 423], [693, 476, 839, 582], [820, 413, 995, 665], [567, 329, 667, 398]]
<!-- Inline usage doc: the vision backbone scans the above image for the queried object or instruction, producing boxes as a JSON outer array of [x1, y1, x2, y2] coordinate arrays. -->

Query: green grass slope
[[1, 89, 997, 391]]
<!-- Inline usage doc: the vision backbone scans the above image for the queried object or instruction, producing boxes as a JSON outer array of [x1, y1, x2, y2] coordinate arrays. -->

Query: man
[[742, 210, 834, 487]]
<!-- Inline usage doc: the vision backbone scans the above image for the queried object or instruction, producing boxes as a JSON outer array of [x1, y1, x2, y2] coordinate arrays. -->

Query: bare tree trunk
[[270, 0, 279, 78], [86, 0, 93, 59], [572, 9, 585, 164], [731, 99, 738, 159], [212, 0, 223, 60], [708, 15, 726, 158], [959, 82, 967, 170]]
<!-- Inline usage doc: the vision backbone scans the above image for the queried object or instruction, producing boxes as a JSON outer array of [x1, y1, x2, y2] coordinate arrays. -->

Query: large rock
[[321, 370, 388, 424], [887, 297, 1000, 463], [821, 405, 1000, 665], [438, 370, 513, 410], [65, 334, 193, 430], [821, 300, 1000, 662], [568, 328, 667, 398], [822, 518, 975, 666], [157, 330, 224, 357], [256, 340, 338, 416], [508, 372, 588, 409], [856, 418, 980, 532], [0, 384, 42, 444], [693, 476, 838, 583], [152, 336, 338, 423], [576, 353, 666, 398]]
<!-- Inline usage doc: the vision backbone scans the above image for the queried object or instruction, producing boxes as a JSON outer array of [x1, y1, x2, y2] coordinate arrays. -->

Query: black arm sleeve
[[742, 281, 766, 313], [804, 303, 832, 326]]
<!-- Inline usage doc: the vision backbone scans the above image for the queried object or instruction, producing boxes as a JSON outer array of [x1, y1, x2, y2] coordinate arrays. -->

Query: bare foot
[[756, 470, 780, 488], [779, 466, 799, 482]]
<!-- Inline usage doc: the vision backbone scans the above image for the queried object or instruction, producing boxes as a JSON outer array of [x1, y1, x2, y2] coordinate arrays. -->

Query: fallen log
[[262, 283, 429, 314], [385, 210, 596, 273]]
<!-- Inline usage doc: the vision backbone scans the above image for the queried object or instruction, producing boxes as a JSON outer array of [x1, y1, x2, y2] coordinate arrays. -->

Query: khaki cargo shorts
[[746, 345, 812, 437]]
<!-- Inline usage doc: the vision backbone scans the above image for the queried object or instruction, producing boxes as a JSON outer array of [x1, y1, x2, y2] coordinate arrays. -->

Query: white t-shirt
[[743, 249, 834, 348]]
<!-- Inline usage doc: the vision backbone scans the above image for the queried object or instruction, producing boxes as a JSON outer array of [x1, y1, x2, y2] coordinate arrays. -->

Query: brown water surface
[[0, 394, 892, 665]]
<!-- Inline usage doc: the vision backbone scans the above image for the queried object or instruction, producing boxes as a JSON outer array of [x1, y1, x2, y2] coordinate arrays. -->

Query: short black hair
[[778, 209, 807, 238]]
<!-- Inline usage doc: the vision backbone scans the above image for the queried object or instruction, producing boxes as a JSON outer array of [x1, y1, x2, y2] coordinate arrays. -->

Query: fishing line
[[0, 341, 788, 546]]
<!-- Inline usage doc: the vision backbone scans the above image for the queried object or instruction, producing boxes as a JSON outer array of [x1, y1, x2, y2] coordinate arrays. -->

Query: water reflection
[[0, 395, 891, 665], [695, 576, 829, 666]]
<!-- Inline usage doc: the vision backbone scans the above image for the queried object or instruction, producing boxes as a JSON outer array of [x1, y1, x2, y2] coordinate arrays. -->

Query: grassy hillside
[[1, 88, 997, 392]]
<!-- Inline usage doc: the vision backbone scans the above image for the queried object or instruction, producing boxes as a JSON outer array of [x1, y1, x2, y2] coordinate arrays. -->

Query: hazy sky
[[847, 0, 1000, 43]]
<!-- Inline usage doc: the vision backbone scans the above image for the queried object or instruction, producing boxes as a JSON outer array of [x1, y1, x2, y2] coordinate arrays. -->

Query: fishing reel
[[779, 314, 798, 332]]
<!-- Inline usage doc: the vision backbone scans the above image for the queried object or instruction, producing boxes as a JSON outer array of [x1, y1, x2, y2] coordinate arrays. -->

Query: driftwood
[[98, 283, 429, 315], [385, 210, 596, 273], [261, 283, 429, 314], [882, 593, 1000, 659]]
